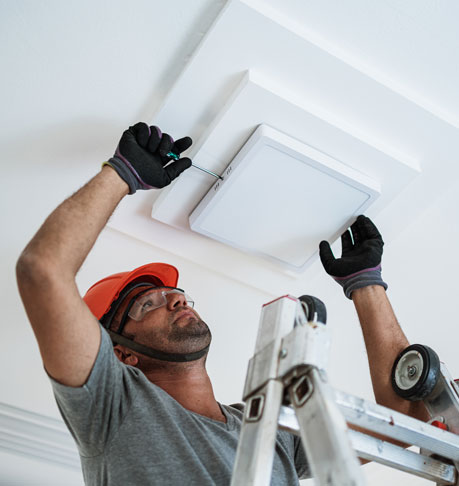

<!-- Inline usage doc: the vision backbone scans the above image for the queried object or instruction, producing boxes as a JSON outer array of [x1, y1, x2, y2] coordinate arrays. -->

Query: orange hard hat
[[83, 262, 179, 320]]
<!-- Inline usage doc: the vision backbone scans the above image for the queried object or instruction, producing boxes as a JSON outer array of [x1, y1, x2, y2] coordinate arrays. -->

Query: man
[[16, 123, 427, 485]]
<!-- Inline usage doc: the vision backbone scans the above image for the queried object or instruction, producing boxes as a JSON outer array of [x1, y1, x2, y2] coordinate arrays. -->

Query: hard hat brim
[[83, 262, 179, 320]]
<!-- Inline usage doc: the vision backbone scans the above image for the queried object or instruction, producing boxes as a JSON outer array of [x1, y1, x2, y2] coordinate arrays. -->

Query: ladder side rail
[[290, 368, 366, 486], [232, 296, 300, 486], [230, 380, 284, 486], [423, 363, 459, 435], [243, 296, 300, 400]]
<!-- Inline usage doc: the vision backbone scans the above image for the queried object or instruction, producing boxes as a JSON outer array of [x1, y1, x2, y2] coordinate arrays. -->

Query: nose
[[166, 291, 189, 310]]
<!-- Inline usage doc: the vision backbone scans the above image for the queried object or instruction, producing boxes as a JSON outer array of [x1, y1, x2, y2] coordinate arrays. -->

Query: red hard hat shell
[[83, 262, 179, 320]]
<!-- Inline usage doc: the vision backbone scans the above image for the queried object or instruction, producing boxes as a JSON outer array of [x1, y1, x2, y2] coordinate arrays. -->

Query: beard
[[167, 311, 212, 345]]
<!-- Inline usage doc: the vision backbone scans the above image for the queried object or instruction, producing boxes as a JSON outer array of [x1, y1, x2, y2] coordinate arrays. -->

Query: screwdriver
[[166, 152, 223, 180]]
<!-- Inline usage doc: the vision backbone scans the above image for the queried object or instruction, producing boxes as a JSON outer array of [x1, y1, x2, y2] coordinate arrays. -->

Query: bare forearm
[[352, 286, 429, 421], [18, 166, 129, 278]]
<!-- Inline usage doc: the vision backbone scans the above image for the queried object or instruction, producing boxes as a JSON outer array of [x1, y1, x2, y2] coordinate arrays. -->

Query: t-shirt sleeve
[[48, 324, 136, 457], [294, 435, 311, 479]]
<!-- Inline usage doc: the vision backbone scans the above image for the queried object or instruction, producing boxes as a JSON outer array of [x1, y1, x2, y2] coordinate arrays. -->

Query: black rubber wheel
[[298, 295, 327, 325], [391, 344, 440, 401]]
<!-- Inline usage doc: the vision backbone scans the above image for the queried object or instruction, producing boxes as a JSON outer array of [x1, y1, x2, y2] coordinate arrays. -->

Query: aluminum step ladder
[[230, 294, 459, 486]]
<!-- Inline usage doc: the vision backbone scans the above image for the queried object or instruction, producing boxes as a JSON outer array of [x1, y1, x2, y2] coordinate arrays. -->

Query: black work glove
[[103, 122, 192, 194], [319, 215, 388, 299]]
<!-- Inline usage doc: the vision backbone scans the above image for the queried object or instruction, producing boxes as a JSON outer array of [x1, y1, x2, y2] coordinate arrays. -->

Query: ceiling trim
[[242, 0, 459, 130], [0, 402, 80, 470]]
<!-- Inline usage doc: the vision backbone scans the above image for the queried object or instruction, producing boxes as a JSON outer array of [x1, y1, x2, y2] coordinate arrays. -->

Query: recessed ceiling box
[[189, 125, 380, 272]]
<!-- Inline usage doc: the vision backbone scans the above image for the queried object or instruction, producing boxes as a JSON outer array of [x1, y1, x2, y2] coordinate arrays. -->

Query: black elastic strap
[[116, 286, 153, 335], [101, 283, 155, 331], [107, 329, 210, 362]]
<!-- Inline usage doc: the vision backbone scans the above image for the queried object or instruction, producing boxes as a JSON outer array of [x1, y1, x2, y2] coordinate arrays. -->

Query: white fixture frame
[[189, 124, 380, 271]]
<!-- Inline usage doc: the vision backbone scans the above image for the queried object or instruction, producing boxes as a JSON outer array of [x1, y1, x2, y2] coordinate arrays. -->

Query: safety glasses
[[128, 288, 194, 321]]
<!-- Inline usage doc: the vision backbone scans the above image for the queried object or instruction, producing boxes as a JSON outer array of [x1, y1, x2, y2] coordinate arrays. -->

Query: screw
[[407, 365, 417, 377], [279, 349, 288, 359]]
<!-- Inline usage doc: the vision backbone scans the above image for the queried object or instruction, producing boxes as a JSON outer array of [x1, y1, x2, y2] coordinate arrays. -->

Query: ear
[[113, 345, 139, 366]]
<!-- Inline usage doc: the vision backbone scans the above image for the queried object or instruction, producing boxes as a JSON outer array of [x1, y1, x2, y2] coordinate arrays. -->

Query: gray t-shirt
[[50, 325, 310, 485]]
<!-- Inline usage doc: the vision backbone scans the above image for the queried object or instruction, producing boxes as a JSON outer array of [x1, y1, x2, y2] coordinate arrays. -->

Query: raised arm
[[320, 216, 428, 421], [352, 285, 429, 420], [16, 123, 192, 387]]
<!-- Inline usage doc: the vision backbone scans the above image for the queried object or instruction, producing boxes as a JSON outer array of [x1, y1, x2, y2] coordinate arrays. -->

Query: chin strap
[[107, 329, 210, 362]]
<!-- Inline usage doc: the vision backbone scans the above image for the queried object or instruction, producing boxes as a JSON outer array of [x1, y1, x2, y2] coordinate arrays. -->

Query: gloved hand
[[319, 215, 388, 299], [103, 122, 192, 194]]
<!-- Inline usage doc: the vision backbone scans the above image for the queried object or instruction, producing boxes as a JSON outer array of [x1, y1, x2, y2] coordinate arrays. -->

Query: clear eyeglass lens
[[128, 289, 194, 321]]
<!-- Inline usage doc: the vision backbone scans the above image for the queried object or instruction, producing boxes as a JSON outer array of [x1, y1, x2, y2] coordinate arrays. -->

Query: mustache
[[169, 307, 202, 326], [171, 307, 197, 319]]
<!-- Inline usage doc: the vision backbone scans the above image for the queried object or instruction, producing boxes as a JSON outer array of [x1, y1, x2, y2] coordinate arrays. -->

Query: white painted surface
[[259, 0, 459, 125], [2, 0, 459, 484], [0, 449, 83, 486]]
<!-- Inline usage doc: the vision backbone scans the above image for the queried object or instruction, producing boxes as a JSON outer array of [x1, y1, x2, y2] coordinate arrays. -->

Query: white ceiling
[[271, 0, 459, 118], [106, 0, 459, 294], [3, 1, 459, 485]]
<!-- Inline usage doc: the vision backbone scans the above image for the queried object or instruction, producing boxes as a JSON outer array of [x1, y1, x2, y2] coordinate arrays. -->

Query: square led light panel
[[189, 125, 380, 272]]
